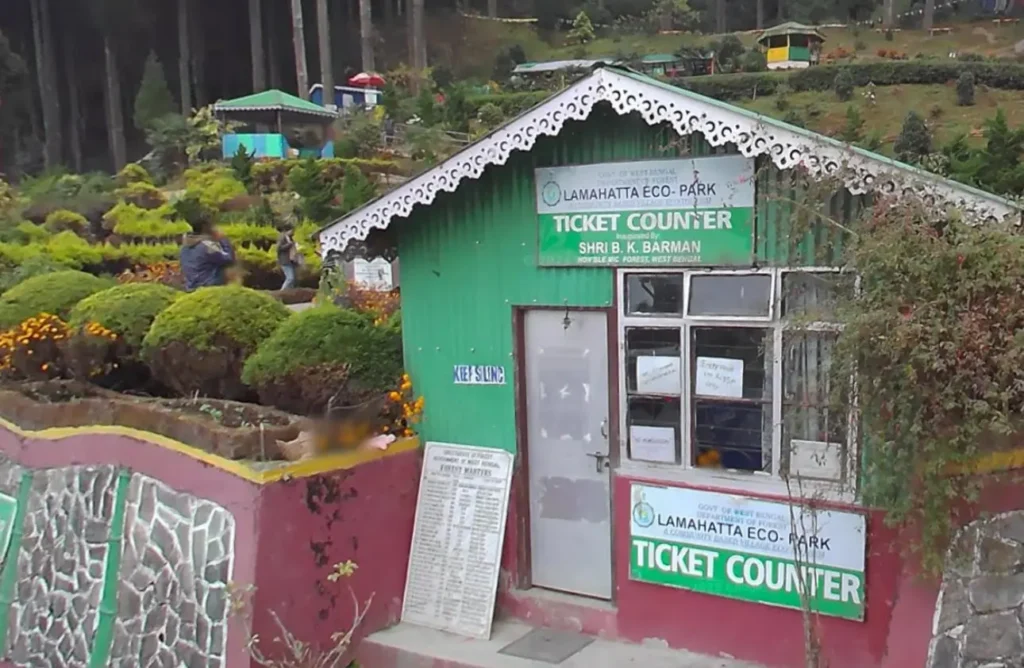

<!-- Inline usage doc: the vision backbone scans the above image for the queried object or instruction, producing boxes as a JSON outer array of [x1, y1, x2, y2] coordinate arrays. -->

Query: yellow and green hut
[[757, 22, 825, 70]]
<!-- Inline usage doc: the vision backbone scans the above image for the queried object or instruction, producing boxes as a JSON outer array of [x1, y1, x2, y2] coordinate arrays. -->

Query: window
[[618, 269, 855, 493]]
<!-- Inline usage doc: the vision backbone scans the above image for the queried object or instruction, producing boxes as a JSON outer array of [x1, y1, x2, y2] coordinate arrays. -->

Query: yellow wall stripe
[[0, 417, 420, 484]]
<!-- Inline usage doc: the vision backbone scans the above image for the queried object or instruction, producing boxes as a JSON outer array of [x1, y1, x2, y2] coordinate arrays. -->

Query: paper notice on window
[[629, 426, 676, 463], [636, 356, 681, 395], [695, 356, 744, 398]]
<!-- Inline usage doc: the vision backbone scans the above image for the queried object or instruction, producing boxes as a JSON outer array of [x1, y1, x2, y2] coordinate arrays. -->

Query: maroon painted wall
[[495, 466, 975, 668], [250, 447, 422, 660]]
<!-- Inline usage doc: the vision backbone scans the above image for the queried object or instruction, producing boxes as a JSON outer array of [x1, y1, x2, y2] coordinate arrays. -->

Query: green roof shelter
[[213, 89, 339, 159]]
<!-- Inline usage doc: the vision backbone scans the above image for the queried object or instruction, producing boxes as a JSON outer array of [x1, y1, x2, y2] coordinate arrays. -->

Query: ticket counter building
[[317, 66, 1018, 667]]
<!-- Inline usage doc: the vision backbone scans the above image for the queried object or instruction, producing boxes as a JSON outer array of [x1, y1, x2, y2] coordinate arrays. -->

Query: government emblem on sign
[[541, 181, 561, 207]]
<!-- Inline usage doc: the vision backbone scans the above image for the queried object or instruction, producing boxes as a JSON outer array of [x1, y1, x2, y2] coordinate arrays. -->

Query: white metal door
[[524, 309, 612, 599]]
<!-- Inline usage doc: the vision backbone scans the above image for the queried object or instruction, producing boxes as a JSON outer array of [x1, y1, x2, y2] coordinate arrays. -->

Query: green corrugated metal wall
[[396, 106, 865, 453]]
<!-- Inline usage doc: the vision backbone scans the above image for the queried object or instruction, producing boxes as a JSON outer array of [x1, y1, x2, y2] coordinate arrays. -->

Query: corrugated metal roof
[[756, 21, 826, 43], [513, 59, 616, 74], [318, 65, 1020, 253]]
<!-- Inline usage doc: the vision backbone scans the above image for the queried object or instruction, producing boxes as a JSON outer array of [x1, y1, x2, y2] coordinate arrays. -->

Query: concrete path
[[358, 620, 764, 668], [286, 301, 314, 313]]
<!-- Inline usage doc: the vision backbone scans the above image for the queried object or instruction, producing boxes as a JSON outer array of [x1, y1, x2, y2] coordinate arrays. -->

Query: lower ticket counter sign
[[629, 483, 866, 621]]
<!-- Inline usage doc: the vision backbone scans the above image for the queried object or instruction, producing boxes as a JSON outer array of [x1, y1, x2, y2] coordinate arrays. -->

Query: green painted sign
[[630, 484, 866, 621], [535, 156, 756, 267]]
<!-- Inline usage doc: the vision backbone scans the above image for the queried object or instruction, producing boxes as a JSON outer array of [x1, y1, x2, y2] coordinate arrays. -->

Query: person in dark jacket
[[277, 226, 300, 290], [180, 213, 235, 292]]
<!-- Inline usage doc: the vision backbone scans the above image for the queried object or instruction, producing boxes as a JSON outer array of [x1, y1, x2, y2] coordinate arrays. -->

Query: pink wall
[[0, 423, 423, 668], [250, 447, 422, 660]]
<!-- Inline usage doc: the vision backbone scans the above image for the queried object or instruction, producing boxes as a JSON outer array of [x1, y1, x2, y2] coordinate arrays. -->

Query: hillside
[[739, 83, 1024, 155]]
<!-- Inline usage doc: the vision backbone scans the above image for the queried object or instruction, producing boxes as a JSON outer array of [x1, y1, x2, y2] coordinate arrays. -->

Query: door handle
[[600, 419, 608, 440], [586, 452, 610, 473]]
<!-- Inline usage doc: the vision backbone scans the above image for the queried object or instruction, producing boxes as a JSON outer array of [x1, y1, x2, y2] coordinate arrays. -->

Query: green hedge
[[671, 61, 1024, 101], [250, 158, 401, 195]]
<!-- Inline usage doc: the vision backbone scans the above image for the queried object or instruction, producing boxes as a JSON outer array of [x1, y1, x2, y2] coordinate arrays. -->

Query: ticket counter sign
[[629, 483, 866, 621], [535, 156, 755, 267]]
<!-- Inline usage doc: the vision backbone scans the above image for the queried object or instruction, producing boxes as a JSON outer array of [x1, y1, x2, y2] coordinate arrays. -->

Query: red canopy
[[348, 72, 385, 87]]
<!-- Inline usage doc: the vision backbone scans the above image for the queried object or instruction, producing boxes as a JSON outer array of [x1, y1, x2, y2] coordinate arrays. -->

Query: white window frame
[[617, 267, 859, 503]]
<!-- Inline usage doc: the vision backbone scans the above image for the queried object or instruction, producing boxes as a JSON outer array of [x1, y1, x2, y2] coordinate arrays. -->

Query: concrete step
[[356, 620, 762, 668]]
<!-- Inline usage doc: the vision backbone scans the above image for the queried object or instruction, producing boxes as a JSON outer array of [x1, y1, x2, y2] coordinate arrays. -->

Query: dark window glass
[[689, 275, 771, 317], [626, 274, 684, 315]]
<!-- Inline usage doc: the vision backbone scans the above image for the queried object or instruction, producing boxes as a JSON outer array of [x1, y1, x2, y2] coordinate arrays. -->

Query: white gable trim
[[318, 67, 1019, 256]]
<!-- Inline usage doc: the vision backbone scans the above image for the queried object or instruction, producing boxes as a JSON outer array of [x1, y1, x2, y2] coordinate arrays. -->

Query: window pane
[[628, 397, 680, 464], [626, 274, 684, 315], [626, 328, 681, 395], [782, 331, 847, 482], [689, 275, 771, 317], [691, 327, 773, 473], [782, 272, 855, 321]]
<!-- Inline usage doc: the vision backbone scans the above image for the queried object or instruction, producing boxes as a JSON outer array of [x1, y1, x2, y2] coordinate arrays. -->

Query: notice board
[[401, 442, 514, 639]]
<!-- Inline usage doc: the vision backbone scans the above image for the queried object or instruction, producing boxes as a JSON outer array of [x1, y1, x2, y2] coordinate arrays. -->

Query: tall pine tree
[[133, 51, 175, 132]]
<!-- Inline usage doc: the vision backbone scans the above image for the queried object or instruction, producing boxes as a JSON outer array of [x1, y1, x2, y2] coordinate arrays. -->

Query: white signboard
[[401, 442, 514, 639], [629, 426, 676, 463], [453, 365, 506, 385], [636, 356, 681, 395], [352, 258, 393, 290], [629, 484, 866, 620], [695, 356, 744, 398], [535, 155, 756, 216]]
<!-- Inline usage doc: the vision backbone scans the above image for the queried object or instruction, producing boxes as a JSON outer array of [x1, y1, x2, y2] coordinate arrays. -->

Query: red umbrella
[[348, 72, 386, 87]]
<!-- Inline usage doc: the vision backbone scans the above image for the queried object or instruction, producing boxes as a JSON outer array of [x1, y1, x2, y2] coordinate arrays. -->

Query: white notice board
[[401, 442, 514, 639]]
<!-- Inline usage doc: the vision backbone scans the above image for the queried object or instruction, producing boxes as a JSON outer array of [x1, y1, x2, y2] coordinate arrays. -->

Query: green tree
[[956, 71, 975, 107], [893, 111, 932, 165], [134, 51, 175, 132], [840, 105, 864, 143], [948, 111, 1024, 196], [288, 158, 338, 223], [568, 12, 596, 45], [0, 30, 29, 176], [834, 69, 854, 102], [341, 164, 377, 215]]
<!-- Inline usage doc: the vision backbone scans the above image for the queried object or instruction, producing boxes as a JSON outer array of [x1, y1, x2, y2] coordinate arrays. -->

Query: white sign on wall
[[352, 258, 393, 290], [629, 426, 676, 463], [695, 356, 744, 398], [401, 443, 514, 639], [629, 484, 866, 620], [636, 356, 681, 395]]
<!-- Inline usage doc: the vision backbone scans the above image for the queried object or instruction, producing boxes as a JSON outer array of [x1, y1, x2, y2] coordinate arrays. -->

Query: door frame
[[511, 302, 621, 601]]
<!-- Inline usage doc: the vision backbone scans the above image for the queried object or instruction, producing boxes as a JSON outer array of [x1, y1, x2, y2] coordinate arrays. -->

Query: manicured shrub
[[114, 181, 167, 209], [104, 202, 189, 240], [957, 71, 976, 106], [476, 102, 505, 128], [894, 111, 932, 164], [11, 221, 50, 244], [65, 283, 179, 388], [182, 165, 247, 210], [0, 255, 61, 293], [834, 69, 855, 102], [0, 270, 111, 329], [43, 209, 88, 234], [70, 283, 180, 351], [242, 305, 402, 415], [115, 163, 154, 187], [142, 286, 291, 399]]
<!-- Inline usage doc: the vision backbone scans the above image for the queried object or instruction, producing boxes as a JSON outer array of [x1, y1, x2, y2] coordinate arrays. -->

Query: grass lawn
[[454, 20, 1024, 71], [738, 83, 1024, 155]]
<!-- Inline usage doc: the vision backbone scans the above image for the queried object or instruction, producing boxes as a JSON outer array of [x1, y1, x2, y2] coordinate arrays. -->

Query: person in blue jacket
[[180, 209, 235, 292]]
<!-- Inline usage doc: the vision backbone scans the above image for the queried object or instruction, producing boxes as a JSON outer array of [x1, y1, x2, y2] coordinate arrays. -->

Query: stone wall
[[0, 461, 236, 668], [109, 476, 235, 667], [929, 512, 1024, 668]]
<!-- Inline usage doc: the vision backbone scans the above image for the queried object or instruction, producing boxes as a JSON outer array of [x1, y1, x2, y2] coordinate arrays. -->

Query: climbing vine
[[827, 195, 1024, 573]]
